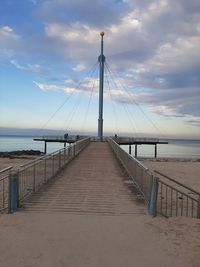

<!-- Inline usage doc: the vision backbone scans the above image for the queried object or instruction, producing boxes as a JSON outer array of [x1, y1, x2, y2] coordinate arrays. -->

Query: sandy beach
[[140, 157, 200, 192], [0, 152, 200, 267], [0, 155, 41, 171]]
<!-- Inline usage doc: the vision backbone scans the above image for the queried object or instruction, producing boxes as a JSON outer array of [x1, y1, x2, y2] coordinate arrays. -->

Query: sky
[[0, 0, 200, 138]]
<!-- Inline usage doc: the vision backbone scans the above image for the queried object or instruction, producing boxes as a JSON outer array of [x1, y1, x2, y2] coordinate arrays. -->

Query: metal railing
[[0, 167, 13, 213], [37, 135, 88, 141], [0, 137, 90, 213], [107, 138, 153, 205], [0, 166, 13, 179], [107, 137, 200, 218], [112, 136, 159, 143], [18, 137, 90, 205], [155, 171, 200, 218]]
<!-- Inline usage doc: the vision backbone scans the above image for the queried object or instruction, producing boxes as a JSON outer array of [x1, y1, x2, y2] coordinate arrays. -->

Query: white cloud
[[10, 59, 47, 75], [27, 63, 46, 74], [10, 59, 26, 70], [33, 81, 82, 94], [0, 26, 20, 40], [33, 81, 62, 92], [0, 26, 21, 53], [72, 64, 85, 72]]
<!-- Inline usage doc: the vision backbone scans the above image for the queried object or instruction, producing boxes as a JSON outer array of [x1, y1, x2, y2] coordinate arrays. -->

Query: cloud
[[1, 0, 200, 128], [33, 81, 84, 94], [72, 64, 86, 72], [40, 0, 127, 27], [33, 81, 61, 92], [186, 118, 200, 127], [10, 59, 26, 70], [0, 26, 21, 51], [0, 26, 20, 40], [10, 59, 47, 75]]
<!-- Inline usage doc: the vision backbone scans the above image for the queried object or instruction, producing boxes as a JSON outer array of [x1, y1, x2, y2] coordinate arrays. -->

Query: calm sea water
[[0, 135, 200, 158]]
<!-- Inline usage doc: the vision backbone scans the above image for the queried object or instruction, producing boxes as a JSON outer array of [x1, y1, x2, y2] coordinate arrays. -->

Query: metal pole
[[129, 145, 131, 155], [98, 32, 105, 141], [135, 145, 138, 157], [44, 141, 47, 154], [155, 144, 157, 158], [9, 171, 19, 213]]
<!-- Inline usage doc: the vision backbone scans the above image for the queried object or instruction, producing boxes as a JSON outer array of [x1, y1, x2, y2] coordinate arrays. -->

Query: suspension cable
[[104, 67, 120, 135], [105, 62, 164, 137], [63, 62, 99, 133], [80, 67, 98, 134], [105, 63, 142, 136], [34, 61, 98, 136]]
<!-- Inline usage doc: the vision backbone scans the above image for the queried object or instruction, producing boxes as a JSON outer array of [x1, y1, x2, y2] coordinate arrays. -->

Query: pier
[[34, 135, 168, 158], [1, 138, 199, 267], [23, 141, 146, 215], [34, 135, 85, 154], [114, 136, 168, 158]]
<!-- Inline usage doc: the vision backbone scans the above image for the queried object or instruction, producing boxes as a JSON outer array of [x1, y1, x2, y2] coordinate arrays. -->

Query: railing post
[[68, 145, 71, 158], [59, 151, 61, 169], [52, 155, 54, 176], [44, 158, 47, 183], [73, 144, 76, 157], [9, 171, 19, 213], [148, 177, 159, 217], [197, 196, 200, 219], [33, 164, 36, 193], [64, 147, 66, 163]]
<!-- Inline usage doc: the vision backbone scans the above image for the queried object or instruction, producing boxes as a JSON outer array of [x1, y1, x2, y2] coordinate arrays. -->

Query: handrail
[[17, 137, 91, 204], [0, 174, 10, 182], [19, 148, 66, 168], [108, 137, 200, 218], [108, 138, 149, 171], [154, 170, 200, 196], [107, 137, 152, 204], [0, 166, 13, 174], [158, 180, 198, 202]]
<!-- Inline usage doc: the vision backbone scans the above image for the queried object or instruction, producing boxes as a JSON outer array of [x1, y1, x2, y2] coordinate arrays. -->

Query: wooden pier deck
[[23, 142, 146, 215]]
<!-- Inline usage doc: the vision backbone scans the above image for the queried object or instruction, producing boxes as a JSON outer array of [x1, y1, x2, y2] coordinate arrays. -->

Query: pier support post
[[44, 141, 47, 154], [197, 197, 200, 219], [129, 145, 131, 155], [135, 145, 138, 157], [9, 171, 19, 213], [155, 144, 157, 158]]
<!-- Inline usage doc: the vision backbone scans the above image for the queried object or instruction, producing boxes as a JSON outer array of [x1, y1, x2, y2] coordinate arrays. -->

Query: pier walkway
[[23, 142, 146, 215]]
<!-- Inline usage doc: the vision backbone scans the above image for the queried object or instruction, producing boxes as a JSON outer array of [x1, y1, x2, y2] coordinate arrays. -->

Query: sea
[[0, 135, 200, 158]]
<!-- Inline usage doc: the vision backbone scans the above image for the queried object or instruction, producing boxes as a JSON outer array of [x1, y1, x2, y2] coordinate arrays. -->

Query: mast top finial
[[100, 32, 105, 37]]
